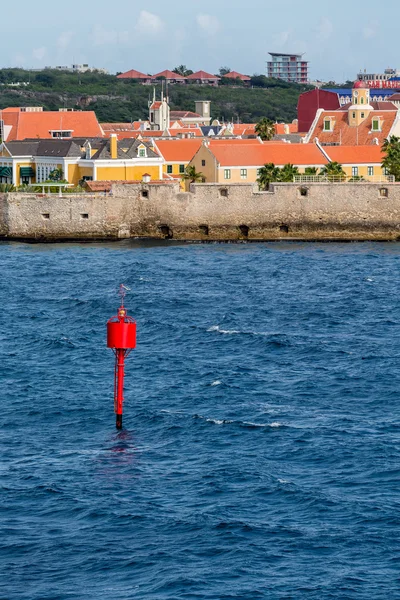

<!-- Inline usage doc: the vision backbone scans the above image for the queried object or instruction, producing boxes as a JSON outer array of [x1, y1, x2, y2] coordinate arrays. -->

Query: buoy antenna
[[119, 284, 131, 305]]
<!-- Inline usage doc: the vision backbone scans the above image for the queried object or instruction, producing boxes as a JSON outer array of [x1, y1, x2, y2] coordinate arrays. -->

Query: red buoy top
[[107, 305, 136, 349]]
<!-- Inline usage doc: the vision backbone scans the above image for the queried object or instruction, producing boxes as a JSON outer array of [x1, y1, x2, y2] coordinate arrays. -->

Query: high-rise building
[[267, 53, 309, 84]]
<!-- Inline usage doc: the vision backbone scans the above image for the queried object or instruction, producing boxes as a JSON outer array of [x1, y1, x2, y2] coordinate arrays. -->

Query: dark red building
[[297, 89, 340, 133]]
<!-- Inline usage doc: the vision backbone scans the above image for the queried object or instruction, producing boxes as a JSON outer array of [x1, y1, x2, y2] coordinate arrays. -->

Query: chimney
[[110, 134, 118, 159]]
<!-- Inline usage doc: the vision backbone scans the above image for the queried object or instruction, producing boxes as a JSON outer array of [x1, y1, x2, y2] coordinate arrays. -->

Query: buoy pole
[[115, 349, 126, 429], [107, 285, 136, 430]]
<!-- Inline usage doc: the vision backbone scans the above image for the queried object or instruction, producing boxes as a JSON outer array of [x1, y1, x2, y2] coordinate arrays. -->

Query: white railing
[[293, 175, 395, 184]]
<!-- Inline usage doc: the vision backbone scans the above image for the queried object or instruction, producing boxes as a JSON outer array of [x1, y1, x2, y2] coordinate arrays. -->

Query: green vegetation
[[382, 136, 400, 181], [182, 166, 204, 183], [0, 68, 311, 123], [320, 161, 346, 181], [256, 163, 300, 189], [255, 117, 275, 141]]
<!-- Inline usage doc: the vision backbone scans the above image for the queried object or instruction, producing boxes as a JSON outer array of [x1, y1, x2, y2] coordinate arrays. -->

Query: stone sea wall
[[1, 182, 400, 241]]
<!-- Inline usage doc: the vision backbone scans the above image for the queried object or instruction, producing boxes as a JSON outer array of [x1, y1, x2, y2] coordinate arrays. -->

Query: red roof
[[309, 109, 397, 145], [2, 109, 103, 141], [186, 70, 220, 80], [117, 69, 151, 80], [206, 143, 327, 167], [154, 139, 203, 161], [324, 145, 385, 164], [222, 71, 251, 82], [153, 70, 185, 80], [275, 122, 299, 134]]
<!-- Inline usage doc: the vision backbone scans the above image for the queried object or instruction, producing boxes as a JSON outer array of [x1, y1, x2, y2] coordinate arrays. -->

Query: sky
[[4, 0, 400, 82]]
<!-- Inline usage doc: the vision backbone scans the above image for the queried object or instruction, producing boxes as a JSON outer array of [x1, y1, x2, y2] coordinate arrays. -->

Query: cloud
[[196, 14, 220, 36], [363, 26, 376, 39], [90, 25, 129, 47], [32, 47, 47, 61], [135, 11, 164, 35], [316, 17, 333, 41], [57, 31, 74, 49]]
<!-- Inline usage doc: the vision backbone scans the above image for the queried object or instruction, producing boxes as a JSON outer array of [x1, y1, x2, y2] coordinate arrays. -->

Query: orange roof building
[[304, 81, 400, 146], [1, 107, 104, 142], [117, 69, 152, 82], [188, 140, 327, 184], [222, 71, 251, 83], [186, 71, 220, 85]]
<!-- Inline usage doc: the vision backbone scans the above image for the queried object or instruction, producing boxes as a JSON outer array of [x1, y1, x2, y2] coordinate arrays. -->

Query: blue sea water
[[0, 240, 400, 599]]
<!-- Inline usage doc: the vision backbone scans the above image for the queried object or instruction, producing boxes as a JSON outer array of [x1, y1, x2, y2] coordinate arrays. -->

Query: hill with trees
[[0, 68, 312, 123]]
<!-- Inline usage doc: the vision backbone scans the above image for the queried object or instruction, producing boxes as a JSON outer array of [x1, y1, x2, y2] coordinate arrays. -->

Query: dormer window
[[50, 130, 73, 138], [138, 145, 147, 158], [324, 118, 333, 131], [372, 118, 381, 132]]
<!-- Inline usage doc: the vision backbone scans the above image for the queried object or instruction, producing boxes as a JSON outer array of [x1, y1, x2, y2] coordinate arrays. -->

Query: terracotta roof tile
[[154, 139, 203, 161], [324, 145, 385, 164], [152, 70, 185, 79], [309, 109, 397, 145], [186, 70, 220, 80], [222, 71, 251, 81], [117, 69, 151, 79], [206, 143, 327, 167], [2, 110, 103, 141]]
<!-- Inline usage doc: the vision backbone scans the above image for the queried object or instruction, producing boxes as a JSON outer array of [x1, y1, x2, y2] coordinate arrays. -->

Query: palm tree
[[182, 166, 204, 184], [255, 117, 276, 141], [320, 161, 346, 182], [280, 164, 299, 182], [257, 163, 281, 190], [382, 136, 400, 181], [305, 167, 319, 175], [173, 65, 193, 77]]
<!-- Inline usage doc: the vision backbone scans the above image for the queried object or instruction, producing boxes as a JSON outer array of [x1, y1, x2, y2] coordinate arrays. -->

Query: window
[[142, 190, 149, 198], [202, 160, 206, 167], [80, 213, 89, 219], [380, 187, 388, 197], [352, 167, 359, 177], [383, 167, 390, 176], [240, 169, 247, 179], [361, 97, 364, 105], [372, 119, 380, 131], [224, 169, 231, 180], [324, 119, 331, 131], [361, 113, 365, 119], [138, 146, 147, 157], [51, 130, 72, 138], [352, 112, 356, 119], [368, 166, 374, 177], [179, 164, 185, 174], [167, 165, 173, 174], [354, 98, 358, 104]]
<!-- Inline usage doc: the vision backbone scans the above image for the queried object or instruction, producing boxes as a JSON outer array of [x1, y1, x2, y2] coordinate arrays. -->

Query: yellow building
[[0, 135, 164, 187], [153, 139, 203, 188], [322, 145, 387, 180], [189, 141, 328, 183]]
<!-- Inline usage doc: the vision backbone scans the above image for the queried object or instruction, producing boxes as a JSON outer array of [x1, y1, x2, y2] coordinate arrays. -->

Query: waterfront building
[[153, 139, 203, 188], [267, 53, 309, 84], [304, 81, 400, 146], [0, 136, 163, 186], [188, 141, 327, 184]]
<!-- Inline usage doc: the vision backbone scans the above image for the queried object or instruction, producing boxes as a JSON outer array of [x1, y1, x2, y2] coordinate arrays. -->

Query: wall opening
[[239, 225, 249, 238], [159, 225, 173, 239], [280, 224, 289, 233], [42, 213, 50, 220], [199, 225, 209, 236], [142, 190, 149, 198], [80, 213, 89, 219], [379, 187, 389, 198], [299, 186, 308, 197], [220, 188, 228, 197]]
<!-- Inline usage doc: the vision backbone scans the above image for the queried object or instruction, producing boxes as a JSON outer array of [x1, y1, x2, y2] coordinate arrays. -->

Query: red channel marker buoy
[[107, 285, 136, 429]]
